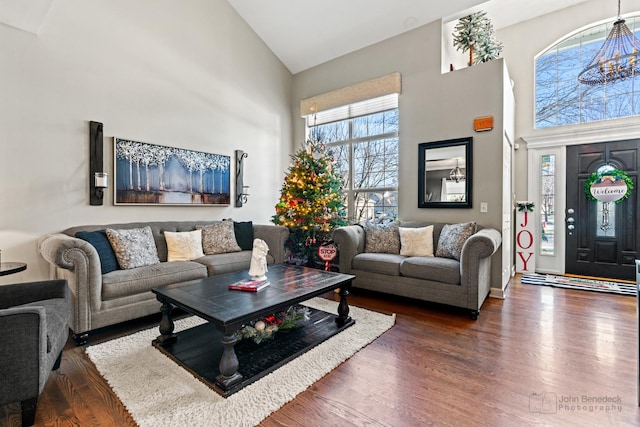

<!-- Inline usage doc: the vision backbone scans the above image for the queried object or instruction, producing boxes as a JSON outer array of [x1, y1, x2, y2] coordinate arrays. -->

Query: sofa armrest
[[0, 280, 69, 309], [253, 225, 289, 264], [461, 228, 502, 261], [0, 306, 46, 402], [332, 225, 366, 274], [459, 228, 502, 310], [38, 234, 103, 334]]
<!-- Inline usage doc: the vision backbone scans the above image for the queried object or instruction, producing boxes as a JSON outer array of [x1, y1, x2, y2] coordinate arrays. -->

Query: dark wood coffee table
[[151, 264, 355, 396]]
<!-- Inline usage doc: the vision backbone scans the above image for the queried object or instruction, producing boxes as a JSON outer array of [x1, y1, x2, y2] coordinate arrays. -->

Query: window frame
[[306, 101, 399, 223]]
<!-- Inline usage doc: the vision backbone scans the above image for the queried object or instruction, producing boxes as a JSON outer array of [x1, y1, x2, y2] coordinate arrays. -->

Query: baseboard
[[489, 287, 506, 299]]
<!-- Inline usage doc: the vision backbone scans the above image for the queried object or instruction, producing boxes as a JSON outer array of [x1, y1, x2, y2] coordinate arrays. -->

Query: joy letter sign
[[516, 201, 536, 273]]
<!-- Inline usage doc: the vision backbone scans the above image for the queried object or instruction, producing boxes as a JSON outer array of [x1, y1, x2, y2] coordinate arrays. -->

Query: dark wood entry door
[[565, 140, 640, 281]]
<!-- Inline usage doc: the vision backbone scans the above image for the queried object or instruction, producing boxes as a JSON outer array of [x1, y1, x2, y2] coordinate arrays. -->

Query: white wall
[[497, 0, 640, 199], [0, 0, 293, 284], [293, 20, 509, 291]]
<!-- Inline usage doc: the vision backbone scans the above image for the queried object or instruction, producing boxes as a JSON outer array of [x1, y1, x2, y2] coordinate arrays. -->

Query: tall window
[[307, 94, 398, 223], [540, 154, 555, 255], [535, 15, 640, 128]]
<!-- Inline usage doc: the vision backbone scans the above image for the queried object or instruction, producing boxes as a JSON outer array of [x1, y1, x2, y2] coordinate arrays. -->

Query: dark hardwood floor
[[2, 275, 639, 426]]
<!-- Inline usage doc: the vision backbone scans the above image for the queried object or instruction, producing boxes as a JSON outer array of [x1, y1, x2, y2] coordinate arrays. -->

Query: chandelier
[[449, 159, 465, 183], [578, 0, 640, 85]]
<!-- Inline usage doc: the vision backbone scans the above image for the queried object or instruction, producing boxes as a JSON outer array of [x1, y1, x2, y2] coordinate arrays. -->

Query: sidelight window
[[540, 154, 555, 255]]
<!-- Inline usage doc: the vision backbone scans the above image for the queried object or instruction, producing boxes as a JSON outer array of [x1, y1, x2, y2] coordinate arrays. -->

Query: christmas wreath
[[584, 168, 633, 203]]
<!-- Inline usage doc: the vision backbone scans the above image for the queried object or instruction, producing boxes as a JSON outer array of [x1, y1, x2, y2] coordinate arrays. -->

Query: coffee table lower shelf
[[153, 306, 355, 397]]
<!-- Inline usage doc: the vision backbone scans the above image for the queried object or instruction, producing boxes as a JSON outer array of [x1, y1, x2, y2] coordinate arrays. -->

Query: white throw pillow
[[164, 230, 205, 262], [399, 226, 434, 257]]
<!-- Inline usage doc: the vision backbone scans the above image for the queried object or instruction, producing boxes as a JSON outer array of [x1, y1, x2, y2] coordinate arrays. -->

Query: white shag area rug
[[85, 297, 395, 427]]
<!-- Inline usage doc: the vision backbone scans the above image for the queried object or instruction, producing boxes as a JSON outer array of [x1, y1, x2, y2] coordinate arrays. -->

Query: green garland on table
[[584, 168, 633, 203], [236, 306, 310, 344]]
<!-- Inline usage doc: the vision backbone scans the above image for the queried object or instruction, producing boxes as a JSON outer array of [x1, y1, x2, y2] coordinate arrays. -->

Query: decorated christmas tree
[[272, 139, 347, 265]]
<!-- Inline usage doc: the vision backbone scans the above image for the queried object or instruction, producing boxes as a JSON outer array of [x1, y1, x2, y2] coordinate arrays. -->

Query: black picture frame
[[418, 137, 472, 209]]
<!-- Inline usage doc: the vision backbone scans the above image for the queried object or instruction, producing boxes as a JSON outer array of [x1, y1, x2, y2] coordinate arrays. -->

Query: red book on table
[[228, 279, 270, 292]]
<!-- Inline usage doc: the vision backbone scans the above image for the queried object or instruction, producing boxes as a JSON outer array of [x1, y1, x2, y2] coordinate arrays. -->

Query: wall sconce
[[90, 121, 107, 205], [235, 150, 248, 207], [239, 185, 250, 205]]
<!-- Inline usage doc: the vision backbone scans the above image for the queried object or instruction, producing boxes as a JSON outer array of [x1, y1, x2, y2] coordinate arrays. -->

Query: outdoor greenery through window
[[535, 15, 640, 128], [308, 95, 398, 223], [540, 154, 555, 255]]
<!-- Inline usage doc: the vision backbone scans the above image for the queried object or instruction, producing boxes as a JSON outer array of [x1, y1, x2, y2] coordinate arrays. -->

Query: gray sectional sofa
[[332, 221, 501, 319], [38, 220, 288, 344]]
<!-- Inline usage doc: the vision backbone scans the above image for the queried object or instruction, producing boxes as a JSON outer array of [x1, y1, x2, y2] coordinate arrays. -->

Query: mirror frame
[[418, 137, 473, 209]]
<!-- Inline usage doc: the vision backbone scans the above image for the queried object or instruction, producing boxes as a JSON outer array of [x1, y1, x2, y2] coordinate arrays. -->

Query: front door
[[565, 140, 639, 281]]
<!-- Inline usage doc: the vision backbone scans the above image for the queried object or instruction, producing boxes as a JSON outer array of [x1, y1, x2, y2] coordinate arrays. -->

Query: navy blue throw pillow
[[234, 221, 254, 250], [75, 230, 119, 274]]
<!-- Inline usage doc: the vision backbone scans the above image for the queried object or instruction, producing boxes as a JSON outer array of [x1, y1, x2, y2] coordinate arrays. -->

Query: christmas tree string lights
[[272, 139, 347, 264]]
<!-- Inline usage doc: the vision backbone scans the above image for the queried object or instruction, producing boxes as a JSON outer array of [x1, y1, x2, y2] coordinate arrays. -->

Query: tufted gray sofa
[[38, 221, 288, 345], [332, 221, 501, 319]]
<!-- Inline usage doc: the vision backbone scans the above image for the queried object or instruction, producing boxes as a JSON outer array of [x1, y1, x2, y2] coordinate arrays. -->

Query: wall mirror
[[418, 137, 472, 208]]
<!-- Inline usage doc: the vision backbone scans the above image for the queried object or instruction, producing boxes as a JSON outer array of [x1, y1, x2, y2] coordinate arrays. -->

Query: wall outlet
[[480, 202, 488, 213]]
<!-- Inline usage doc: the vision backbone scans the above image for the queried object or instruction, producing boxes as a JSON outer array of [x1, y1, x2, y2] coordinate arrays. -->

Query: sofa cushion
[[352, 253, 404, 276], [399, 226, 434, 257], [234, 221, 254, 250], [106, 226, 160, 269], [363, 221, 400, 254], [400, 256, 460, 285], [164, 230, 205, 262], [75, 230, 119, 274], [102, 261, 207, 300], [195, 250, 275, 276], [435, 222, 476, 260], [197, 222, 242, 255]]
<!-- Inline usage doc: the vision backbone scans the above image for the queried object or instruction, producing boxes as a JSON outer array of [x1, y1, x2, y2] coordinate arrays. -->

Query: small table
[[151, 264, 355, 396], [0, 262, 27, 276]]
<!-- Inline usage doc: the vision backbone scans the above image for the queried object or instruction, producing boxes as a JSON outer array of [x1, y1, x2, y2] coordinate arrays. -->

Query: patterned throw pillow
[[106, 226, 160, 269], [363, 221, 400, 254], [435, 222, 476, 260], [196, 221, 242, 255], [399, 226, 434, 257], [164, 230, 205, 262]]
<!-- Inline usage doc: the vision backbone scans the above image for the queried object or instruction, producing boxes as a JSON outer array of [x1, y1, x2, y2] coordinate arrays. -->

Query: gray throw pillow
[[106, 226, 160, 269], [196, 221, 242, 255], [435, 222, 476, 260], [363, 221, 400, 254]]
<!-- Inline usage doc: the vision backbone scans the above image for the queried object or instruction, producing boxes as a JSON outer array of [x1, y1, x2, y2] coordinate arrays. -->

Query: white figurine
[[248, 238, 269, 281]]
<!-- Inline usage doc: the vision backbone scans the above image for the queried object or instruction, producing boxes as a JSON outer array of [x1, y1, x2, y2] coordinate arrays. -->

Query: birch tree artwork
[[114, 138, 230, 205]]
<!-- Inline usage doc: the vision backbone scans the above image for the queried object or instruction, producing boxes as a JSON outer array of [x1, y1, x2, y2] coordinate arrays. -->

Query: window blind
[[306, 93, 398, 126], [300, 72, 401, 121]]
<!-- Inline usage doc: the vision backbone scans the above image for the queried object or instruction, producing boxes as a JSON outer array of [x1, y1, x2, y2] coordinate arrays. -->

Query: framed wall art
[[114, 138, 230, 206]]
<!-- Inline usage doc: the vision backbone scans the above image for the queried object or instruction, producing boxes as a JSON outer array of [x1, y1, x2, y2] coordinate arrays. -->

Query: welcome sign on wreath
[[584, 167, 633, 203]]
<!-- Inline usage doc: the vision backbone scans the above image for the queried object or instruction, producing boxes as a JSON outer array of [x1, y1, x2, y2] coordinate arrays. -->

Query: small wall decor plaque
[[473, 116, 493, 132]]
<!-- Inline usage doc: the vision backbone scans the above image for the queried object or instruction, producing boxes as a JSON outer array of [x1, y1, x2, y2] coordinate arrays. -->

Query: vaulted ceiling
[[0, 0, 589, 74]]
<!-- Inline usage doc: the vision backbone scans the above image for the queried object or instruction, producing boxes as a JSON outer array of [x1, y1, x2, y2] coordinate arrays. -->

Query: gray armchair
[[0, 280, 71, 426]]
